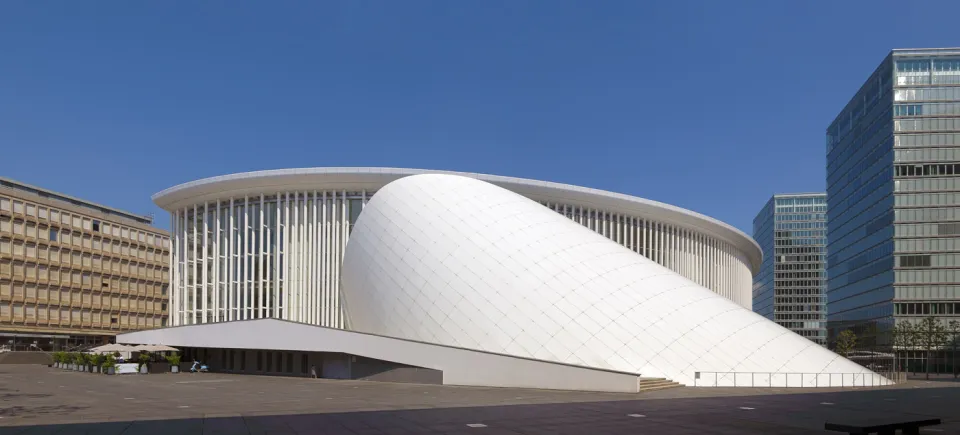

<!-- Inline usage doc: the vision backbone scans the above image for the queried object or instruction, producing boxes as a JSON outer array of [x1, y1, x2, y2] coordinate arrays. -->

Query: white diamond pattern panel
[[342, 174, 885, 387]]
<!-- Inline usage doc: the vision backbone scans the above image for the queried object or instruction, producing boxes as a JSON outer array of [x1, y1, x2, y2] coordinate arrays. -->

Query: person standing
[[310, 364, 318, 379]]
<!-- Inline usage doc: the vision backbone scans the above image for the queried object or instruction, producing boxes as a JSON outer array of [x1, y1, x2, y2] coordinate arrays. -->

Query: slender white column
[[722, 243, 728, 300], [291, 192, 298, 322], [311, 191, 318, 325], [641, 219, 646, 258], [668, 226, 673, 270], [191, 205, 197, 325], [170, 210, 178, 326], [283, 192, 290, 319], [264, 196, 272, 318], [679, 228, 685, 278], [619, 214, 624, 244], [605, 212, 610, 239], [339, 190, 348, 328], [273, 194, 281, 319], [673, 226, 678, 271], [661, 223, 666, 266], [654, 222, 659, 264], [228, 198, 235, 321], [243, 196, 250, 320], [333, 191, 341, 327], [255, 194, 263, 318], [321, 191, 328, 326], [213, 203, 220, 322], [696, 234, 702, 285], [682, 229, 688, 279], [300, 192, 307, 322]]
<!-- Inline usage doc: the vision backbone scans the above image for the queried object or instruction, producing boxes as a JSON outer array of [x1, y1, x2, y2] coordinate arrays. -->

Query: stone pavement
[[0, 365, 957, 434]]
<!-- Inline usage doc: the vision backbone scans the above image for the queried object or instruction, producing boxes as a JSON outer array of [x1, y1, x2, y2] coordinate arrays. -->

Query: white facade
[[342, 174, 886, 387], [156, 168, 760, 328], [118, 318, 649, 393]]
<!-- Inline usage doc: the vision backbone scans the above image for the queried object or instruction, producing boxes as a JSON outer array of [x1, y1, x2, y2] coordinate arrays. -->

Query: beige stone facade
[[0, 178, 169, 350]]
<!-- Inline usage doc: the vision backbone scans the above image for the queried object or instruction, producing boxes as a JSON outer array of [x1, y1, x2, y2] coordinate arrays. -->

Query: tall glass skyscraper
[[753, 193, 827, 346], [826, 48, 960, 348]]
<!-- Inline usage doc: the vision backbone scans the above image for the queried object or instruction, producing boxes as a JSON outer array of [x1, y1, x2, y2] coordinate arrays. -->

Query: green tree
[[835, 330, 857, 357], [917, 317, 948, 380], [947, 320, 960, 379], [892, 322, 912, 373]]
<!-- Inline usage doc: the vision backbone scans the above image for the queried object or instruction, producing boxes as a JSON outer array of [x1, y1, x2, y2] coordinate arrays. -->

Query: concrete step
[[637, 378, 682, 392]]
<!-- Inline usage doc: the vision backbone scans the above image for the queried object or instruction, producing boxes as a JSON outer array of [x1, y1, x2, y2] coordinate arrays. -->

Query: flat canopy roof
[[117, 319, 644, 393]]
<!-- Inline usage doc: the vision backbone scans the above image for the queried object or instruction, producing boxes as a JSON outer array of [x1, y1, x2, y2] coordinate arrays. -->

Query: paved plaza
[[0, 365, 958, 434]]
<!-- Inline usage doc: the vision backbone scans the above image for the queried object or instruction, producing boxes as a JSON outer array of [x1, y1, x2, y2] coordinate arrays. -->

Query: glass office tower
[[826, 48, 960, 348], [753, 193, 827, 346]]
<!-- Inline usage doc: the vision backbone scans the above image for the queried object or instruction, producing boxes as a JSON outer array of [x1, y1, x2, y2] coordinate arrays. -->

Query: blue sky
[[1, 1, 958, 234]]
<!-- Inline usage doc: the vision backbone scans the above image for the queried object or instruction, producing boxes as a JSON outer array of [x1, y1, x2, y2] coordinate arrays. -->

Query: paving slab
[[0, 366, 957, 434]]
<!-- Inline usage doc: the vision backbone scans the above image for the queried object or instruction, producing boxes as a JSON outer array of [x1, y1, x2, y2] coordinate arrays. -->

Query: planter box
[[171, 365, 179, 373], [93, 366, 100, 374], [107, 367, 116, 375], [139, 365, 148, 374]]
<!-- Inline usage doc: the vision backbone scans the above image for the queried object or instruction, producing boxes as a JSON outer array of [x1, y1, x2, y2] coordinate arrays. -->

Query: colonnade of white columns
[[169, 191, 363, 326], [168, 192, 755, 327], [542, 202, 753, 308]]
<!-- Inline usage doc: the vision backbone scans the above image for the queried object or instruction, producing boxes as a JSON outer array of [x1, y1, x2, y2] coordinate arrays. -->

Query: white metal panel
[[341, 174, 879, 387]]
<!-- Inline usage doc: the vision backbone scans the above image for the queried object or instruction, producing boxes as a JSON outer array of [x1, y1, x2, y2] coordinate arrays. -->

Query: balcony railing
[[692, 371, 904, 388]]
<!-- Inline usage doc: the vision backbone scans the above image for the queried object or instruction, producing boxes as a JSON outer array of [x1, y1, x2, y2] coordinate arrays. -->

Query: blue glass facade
[[827, 48, 960, 348], [753, 194, 827, 345]]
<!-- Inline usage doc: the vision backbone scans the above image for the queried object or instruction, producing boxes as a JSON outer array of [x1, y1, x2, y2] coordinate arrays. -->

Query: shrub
[[102, 355, 116, 369], [165, 353, 181, 366], [137, 352, 151, 371]]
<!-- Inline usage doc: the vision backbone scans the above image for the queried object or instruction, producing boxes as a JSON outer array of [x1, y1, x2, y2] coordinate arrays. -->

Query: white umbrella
[[89, 343, 133, 354], [131, 344, 179, 352]]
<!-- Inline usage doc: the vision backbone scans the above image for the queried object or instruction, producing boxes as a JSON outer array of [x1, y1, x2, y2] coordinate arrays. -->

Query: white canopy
[[130, 344, 179, 352], [88, 343, 133, 353]]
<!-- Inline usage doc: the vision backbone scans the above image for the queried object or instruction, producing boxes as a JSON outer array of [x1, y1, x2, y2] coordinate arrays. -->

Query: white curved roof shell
[[342, 174, 885, 387]]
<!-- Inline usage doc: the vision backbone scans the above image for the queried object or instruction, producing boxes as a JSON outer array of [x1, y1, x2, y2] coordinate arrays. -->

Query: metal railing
[[692, 371, 901, 388]]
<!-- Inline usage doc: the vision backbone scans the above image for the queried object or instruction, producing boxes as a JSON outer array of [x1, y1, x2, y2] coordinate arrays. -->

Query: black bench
[[825, 418, 941, 435]]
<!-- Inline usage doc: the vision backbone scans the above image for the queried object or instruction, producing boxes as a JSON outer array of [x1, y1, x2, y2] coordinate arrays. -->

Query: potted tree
[[90, 354, 104, 374], [103, 355, 116, 375], [166, 353, 181, 373], [138, 352, 151, 374], [53, 352, 63, 369], [72, 353, 82, 371]]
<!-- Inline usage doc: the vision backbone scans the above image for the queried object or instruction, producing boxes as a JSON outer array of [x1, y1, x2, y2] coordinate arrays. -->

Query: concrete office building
[[0, 178, 170, 351], [753, 193, 827, 346], [826, 48, 960, 347], [119, 169, 887, 391]]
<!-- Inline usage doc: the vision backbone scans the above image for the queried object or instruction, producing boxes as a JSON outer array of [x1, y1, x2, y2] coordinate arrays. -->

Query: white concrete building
[[118, 169, 886, 391], [154, 167, 760, 328]]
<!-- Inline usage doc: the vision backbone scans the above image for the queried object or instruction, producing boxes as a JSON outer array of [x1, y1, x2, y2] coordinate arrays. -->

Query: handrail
[[692, 371, 903, 388]]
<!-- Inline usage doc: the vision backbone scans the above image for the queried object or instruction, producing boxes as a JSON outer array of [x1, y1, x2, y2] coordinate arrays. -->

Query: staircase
[[0, 351, 53, 365], [637, 377, 682, 392]]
